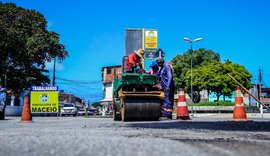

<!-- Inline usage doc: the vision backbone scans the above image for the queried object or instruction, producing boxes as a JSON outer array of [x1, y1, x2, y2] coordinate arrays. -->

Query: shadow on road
[[128, 121, 270, 131]]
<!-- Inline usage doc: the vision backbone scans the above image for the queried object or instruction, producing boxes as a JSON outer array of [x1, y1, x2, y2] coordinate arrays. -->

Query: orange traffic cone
[[21, 94, 32, 123], [233, 86, 248, 121], [177, 88, 190, 120]]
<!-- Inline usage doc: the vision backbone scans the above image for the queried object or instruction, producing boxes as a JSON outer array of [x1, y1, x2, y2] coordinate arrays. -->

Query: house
[[100, 65, 122, 113]]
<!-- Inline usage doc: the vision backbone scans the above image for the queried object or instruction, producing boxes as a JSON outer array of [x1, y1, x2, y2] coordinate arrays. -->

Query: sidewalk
[[191, 113, 270, 119]]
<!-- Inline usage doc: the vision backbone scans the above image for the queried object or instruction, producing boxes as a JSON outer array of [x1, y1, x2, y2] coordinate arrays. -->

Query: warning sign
[[30, 87, 59, 113], [145, 30, 158, 49]]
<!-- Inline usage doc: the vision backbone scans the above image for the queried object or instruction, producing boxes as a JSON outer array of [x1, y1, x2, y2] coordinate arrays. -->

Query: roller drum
[[121, 98, 161, 121]]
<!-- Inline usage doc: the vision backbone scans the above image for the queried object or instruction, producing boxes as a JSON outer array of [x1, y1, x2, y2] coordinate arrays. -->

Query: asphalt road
[[0, 114, 270, 156]]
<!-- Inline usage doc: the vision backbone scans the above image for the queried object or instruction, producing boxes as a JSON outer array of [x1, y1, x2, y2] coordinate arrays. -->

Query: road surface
[[0, 114, 270, 156]]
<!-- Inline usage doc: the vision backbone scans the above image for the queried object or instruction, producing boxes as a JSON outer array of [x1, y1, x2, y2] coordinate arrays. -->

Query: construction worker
[[156, 57, 175, 119], [146, 61, 159, 74], [125, 49, 145, 73], [146, 61, 162, 90]]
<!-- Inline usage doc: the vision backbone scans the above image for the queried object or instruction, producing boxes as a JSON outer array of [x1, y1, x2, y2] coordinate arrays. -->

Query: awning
[[99, 98, 113, 105]]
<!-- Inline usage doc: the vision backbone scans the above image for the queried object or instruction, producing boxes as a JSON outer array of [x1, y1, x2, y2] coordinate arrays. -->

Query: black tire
[[0, 108, 5, 120], [113, 94, 121, 121]]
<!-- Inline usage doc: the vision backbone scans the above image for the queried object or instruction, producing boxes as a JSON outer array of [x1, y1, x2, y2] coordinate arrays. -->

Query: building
[[59, 91, 84, 108], [100, 65, 122, 113], [261, 87, 270, 111]]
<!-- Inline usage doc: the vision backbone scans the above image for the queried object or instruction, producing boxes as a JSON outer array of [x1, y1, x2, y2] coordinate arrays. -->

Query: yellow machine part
[[118, 89, 164, 99]]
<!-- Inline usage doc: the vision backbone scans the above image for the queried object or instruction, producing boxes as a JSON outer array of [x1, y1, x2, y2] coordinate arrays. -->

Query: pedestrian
[[125, 49, 145, 73], [146, 61, 159, 74], [156, 57, 175, 119]]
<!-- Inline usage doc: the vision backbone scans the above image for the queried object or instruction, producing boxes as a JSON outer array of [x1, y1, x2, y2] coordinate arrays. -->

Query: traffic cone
[[177, 88, 190, 120], [21, 94, 32, 123], [233, 86, 248, 121]]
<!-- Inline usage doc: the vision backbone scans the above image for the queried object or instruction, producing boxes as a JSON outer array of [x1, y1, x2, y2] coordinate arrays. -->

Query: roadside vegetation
[[0, 3, 68, 93], [188, 101, 259, 111], [171, 48, 252, 102]]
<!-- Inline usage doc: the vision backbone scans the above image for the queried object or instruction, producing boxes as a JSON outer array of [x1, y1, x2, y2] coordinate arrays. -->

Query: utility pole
[[52, 58, 56, 86]]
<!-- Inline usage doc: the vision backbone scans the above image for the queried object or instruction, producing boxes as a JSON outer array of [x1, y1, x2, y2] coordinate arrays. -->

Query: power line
[[56, 77, 101, 84]]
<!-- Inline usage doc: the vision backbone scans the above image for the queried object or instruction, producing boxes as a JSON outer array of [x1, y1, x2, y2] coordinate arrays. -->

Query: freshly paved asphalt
[[0, 114, 270, 156]]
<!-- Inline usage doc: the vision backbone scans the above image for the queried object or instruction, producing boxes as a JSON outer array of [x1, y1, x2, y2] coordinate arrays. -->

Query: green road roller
[[113, 73, 164, 121]]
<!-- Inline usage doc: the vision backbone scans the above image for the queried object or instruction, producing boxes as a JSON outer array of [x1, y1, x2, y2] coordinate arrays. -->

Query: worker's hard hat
[[149, 61, 158, 67], [134, 49, 145, 59]]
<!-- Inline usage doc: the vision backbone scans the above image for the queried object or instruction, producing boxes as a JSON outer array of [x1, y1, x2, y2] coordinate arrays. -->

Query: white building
[[100, 65, 122, 113]]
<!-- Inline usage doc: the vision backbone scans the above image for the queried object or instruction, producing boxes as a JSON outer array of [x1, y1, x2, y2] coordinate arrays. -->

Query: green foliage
[[0, 3, 68, 92], [189, 60, 252, 101], [171, 48, 252, 102], [171, 48, 220, 90]]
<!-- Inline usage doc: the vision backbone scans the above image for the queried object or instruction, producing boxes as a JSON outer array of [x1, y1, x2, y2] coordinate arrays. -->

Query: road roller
[[113, 73, 164, 121]]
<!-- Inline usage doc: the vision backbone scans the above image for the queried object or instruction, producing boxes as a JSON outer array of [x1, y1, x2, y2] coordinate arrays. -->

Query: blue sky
[[2, 0, 270, 103]]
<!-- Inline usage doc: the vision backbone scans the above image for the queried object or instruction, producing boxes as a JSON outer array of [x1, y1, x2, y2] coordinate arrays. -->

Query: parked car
[[88, 109, 99, 115], [60, 103, 78, 116], [78, 108, 87, 116]]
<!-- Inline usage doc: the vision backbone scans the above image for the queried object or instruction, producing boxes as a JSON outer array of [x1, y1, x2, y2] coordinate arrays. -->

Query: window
[[107, 69, 112, 74]]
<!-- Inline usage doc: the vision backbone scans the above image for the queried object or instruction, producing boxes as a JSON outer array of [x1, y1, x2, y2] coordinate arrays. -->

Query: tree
[[189, 60, 252, 101], [91, 102, 101, 109], [0, 3, 68, 93], [171, 48, 220, 90]]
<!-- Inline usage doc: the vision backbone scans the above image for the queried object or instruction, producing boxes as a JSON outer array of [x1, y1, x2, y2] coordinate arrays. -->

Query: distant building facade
[[59, 91, 84, 108], [100, 65, 122, 112]]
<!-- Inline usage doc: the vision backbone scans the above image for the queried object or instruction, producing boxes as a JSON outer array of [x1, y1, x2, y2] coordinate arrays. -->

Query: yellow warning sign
[[145, 30, 158, 49], [30, 91, 58, 113]]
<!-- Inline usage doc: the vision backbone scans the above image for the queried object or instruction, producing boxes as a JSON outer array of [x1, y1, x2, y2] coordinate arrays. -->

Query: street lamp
[[183, 37, 203, 115]]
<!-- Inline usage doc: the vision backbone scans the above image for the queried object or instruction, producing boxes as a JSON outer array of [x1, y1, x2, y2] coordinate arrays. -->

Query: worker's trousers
[[162, 87, 174, 116]]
